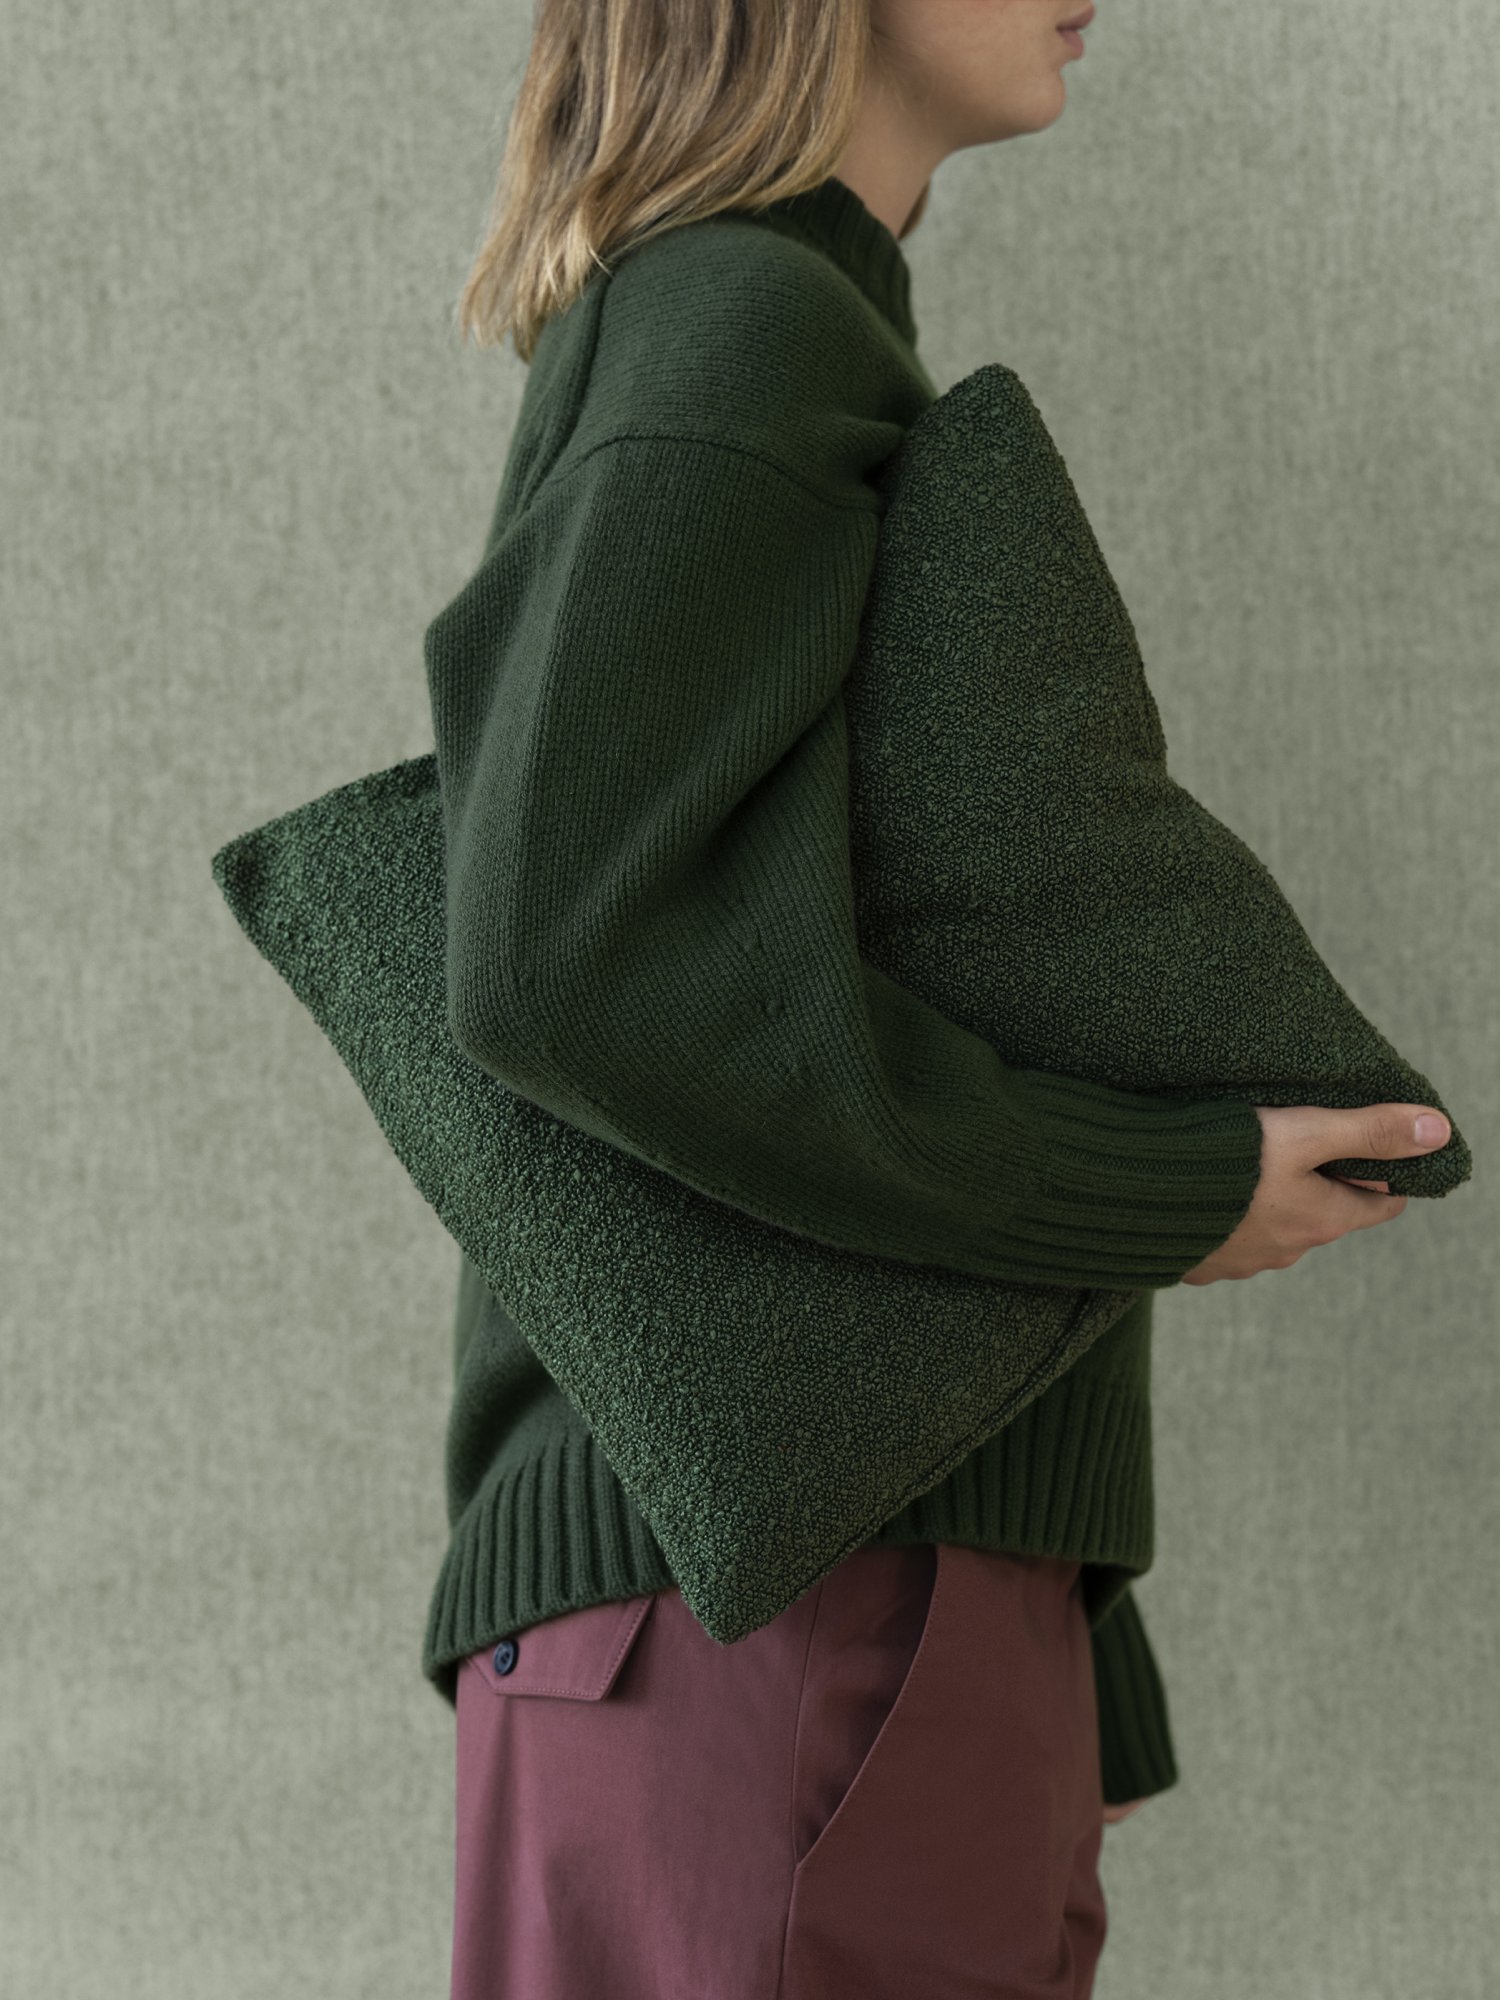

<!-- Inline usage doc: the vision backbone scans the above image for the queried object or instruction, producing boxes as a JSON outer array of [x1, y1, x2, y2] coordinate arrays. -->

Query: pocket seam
[[791, 1547, 943, 1878]]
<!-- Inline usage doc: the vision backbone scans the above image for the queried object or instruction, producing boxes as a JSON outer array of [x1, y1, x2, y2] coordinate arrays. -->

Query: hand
[[1102, 1798, 1147, 1824], [1179, 1103, 1451, 1286]]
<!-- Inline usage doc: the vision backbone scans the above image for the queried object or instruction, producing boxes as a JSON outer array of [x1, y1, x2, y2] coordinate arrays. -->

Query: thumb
[[1310, 1103, 1450, 1169]]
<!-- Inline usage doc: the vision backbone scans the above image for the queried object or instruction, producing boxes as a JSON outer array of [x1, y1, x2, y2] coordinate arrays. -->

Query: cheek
[[951, 26, 1073, 138], [901, 1, 1072, 143]]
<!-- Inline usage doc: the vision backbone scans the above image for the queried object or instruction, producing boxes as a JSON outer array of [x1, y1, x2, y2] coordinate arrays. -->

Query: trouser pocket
[[789, 1543, 938, 1872]]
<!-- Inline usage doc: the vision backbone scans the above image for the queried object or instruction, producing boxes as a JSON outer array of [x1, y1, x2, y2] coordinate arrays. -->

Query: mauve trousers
[[451, 1540, 1108, 1999]]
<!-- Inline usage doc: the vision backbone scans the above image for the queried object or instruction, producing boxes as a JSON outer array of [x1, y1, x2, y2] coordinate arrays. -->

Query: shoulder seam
[[541, 428, 883, 519]]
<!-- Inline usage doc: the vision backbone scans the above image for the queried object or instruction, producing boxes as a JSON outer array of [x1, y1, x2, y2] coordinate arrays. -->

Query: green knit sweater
[[418, 174, 1268, 1805]]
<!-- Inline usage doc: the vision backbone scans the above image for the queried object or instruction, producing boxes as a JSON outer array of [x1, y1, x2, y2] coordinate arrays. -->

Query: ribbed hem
[[1090, 1587, 1181, 1803], [865, 1356, 1154, 1607], [421, 1342, 1156, 1709], [421, 1430, 678, 1711]]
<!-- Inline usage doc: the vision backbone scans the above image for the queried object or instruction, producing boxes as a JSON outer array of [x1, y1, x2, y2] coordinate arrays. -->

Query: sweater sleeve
[[1091, 1585, 1180, 1805], [429, 430, 1263, 1292]]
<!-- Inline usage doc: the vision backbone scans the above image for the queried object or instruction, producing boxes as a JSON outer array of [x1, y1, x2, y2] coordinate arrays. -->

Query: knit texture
[[842, 358, 1468, 1204], [207, 174, 1469, 1806], [209, 365, 1468, 1634], [210, 746, 1179, 1638]]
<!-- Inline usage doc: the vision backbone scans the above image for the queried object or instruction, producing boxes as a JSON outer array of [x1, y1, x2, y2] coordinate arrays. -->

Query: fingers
[[1314, 1174, 1408, 1240]]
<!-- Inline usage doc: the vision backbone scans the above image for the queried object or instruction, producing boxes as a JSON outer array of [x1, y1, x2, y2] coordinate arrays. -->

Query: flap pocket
[[468, 1593, 658, 1701]]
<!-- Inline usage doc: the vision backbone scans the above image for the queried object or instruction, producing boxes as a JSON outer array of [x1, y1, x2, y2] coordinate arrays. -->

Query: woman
[[426, 2, 1444, 1993]]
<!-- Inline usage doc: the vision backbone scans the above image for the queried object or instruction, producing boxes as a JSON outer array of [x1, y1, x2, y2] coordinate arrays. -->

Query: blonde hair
[[453, 0, 929, 363]]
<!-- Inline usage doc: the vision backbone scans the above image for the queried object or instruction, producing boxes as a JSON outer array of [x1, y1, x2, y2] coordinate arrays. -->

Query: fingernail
[[1415, 1114, 1448, 1146]]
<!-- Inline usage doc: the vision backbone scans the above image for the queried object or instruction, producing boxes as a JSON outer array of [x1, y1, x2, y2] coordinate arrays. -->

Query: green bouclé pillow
[[210, 361, 1470, 1646], [846, 365, 1470, 1184]]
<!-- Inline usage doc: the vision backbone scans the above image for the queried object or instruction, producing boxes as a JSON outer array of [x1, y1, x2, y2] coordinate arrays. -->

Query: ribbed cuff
[[1091, 1585, 1180, 1805], [999, 1071, 1265, 1291]]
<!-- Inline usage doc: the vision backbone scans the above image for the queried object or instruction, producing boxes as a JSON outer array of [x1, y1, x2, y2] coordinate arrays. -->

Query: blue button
[[492, 1638, 518, 1676]]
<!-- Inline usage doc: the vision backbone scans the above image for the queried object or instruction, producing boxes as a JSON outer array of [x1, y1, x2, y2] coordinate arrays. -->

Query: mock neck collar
[[739, 174, 918, 348]]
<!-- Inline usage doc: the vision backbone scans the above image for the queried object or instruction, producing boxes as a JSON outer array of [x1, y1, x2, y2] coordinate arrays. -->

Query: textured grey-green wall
[[4, 1, 1496, 1993]]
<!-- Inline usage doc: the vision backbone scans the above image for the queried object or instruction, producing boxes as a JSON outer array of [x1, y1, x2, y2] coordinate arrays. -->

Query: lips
[[1058, 5, 1095, 29]]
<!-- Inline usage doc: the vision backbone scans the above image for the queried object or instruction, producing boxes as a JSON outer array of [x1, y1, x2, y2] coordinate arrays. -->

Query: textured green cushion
[[210, 361, 1469, 1645]]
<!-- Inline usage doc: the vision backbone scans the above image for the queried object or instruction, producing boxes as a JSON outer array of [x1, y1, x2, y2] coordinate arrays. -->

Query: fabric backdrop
[[2, 1, 1496, 1994]]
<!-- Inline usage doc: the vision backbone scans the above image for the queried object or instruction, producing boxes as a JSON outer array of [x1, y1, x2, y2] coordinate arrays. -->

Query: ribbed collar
[[741, 174, 917, 348]]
